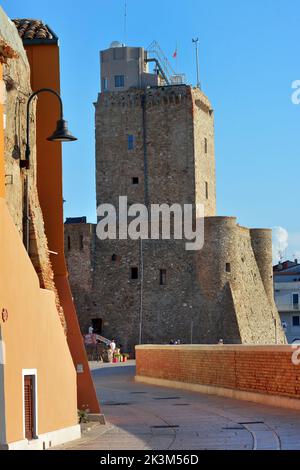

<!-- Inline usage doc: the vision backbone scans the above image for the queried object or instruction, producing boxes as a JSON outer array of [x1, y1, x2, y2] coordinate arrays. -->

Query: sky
[[3, 0, 300, 262]]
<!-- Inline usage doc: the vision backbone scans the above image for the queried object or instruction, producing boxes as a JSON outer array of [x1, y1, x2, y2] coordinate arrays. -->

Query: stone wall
[[136, 345, 300, 408], [64, 222, 97, 334], [3, 21, 65, 329], [193, 88, 216, 215], [197, 217, 285, 344], [96, 86, 194, 208], [91, 85, 217, 352], [250, 228, 275, 304]]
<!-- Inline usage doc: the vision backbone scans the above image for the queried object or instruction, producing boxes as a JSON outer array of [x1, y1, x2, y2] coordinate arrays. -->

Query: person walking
[[110, 339, 116, 353]]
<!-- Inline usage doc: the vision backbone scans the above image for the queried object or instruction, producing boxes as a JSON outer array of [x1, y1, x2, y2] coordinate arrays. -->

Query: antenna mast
[[192, 37, 201, 89], [124, 1, 127, 44]]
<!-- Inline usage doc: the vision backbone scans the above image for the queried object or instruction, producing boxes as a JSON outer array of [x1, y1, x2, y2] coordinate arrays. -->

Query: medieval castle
[[65, 42, 285, 353]]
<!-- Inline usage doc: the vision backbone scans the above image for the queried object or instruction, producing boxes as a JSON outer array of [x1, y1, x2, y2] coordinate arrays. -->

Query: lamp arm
[[25, 88, 64, 165]]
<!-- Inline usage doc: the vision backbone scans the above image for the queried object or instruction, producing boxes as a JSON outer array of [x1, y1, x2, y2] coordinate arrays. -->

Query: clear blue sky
[[3, 0, 300, 260]]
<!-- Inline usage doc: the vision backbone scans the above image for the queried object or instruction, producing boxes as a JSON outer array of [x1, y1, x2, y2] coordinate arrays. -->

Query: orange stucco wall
[[0, 199, 78, 443], [0, 64, 4, 198], [25, 44, 100, 413], [0, 58, 78, 443], [25, 45, 65, 276]]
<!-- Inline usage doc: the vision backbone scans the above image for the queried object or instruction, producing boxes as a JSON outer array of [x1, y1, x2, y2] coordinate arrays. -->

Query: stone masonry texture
[[65, 84, 285, 353], [65, 223, 96, 333], [3, 29, 66, 330]]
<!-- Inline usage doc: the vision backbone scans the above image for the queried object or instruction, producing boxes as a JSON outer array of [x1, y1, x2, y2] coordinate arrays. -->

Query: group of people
[[169, 339, 181, 345], [87, 325, 117, 349]]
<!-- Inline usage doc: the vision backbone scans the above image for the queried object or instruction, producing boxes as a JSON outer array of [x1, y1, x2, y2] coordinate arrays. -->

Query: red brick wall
[[136, 345, 300, 399]]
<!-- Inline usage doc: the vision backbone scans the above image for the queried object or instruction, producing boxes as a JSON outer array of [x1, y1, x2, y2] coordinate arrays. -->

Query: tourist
[[110, 339, 116, 353]]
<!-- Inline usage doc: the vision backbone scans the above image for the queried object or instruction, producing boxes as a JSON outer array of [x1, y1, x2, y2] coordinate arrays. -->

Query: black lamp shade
[[47, 119, 77, 142]]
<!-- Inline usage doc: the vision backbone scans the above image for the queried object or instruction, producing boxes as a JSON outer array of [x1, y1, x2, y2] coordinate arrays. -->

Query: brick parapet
[[136, 345, 300, 400]]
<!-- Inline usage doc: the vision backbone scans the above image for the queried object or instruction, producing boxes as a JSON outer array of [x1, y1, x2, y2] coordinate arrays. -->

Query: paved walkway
[[57, 361, 300, 450]]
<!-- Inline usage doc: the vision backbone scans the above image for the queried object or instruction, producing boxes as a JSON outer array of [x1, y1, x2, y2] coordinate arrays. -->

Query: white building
[[273, 260, 300, 343]]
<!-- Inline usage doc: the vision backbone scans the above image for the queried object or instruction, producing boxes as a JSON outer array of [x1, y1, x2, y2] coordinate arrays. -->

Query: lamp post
[[21, 88, 77, 252], [20, 88, 77, 170]]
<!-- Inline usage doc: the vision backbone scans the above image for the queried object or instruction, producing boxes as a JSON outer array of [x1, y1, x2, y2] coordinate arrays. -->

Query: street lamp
[[20, 88, 77, 169]]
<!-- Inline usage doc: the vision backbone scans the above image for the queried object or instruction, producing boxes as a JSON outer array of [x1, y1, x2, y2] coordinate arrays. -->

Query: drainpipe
[[138, 93, 149, 345], [141, 93, 149, 208], [23, 175, 30, 252], [139, 238, 144, 345]]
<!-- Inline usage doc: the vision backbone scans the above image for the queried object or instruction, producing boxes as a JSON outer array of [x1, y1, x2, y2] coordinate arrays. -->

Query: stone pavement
[[56, 361, 300, 450]]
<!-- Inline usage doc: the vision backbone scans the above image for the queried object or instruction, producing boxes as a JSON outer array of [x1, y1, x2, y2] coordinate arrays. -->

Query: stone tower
[[65, 42, 286, 353]]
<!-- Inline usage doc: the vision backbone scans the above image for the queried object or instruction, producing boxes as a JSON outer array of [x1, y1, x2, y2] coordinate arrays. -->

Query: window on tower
[[204, 137, 208, 154], [160, 269, 167, 286], [205, 181, 209, 199], [128, 135, 134, 150], [79, 234, 84, 251], [131, 267, 139, 280], [102, 77, 108, 91], [115, 75, 125, 88], [132, 177, 139, 185], [226, 263, 231, 273]]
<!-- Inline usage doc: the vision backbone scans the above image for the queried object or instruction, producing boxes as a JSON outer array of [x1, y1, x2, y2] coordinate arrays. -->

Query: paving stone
[[53, 363, 300, 451]]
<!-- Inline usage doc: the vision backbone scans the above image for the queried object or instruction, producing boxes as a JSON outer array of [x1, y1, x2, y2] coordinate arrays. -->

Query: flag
[[172, 48, 177, 59]]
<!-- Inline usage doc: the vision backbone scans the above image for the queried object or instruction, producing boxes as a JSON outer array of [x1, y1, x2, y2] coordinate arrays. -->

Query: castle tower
[[93, 43, 218, 352], [66, 41, 286, 353]]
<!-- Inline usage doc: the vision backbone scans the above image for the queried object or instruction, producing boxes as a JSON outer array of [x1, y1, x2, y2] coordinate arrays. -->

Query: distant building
[[100, 40, 185, 93], [101, 43, 159, 92], [274, 260, 300, 343]]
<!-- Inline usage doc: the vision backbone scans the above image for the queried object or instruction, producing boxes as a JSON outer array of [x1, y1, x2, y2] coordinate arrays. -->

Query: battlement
[[95, 84, 190, 108], [95, 85, 213, 113]]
